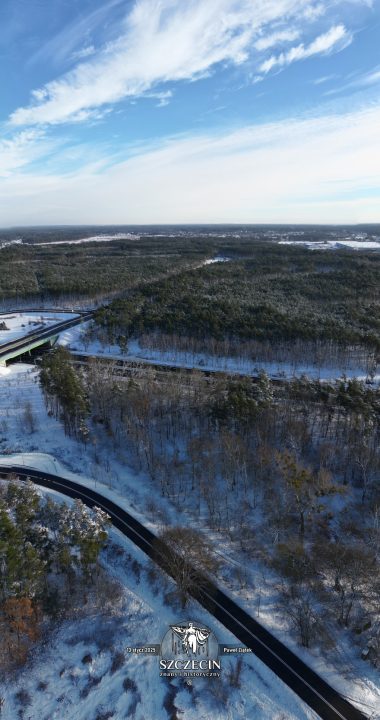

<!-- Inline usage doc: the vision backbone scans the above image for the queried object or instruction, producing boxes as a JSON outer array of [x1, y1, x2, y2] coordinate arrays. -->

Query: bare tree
[[314, 541, 374, 627], [21, 401, 37, 434], [154, 526, 220, 608], [355, 443, 380, 504], [280, 582, 319, 648]]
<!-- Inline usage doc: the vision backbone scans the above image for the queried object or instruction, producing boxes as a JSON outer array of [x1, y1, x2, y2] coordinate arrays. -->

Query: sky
[[0, 0, 379, 226]]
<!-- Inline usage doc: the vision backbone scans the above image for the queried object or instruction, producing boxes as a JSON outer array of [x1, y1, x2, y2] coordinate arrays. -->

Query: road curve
[[0, 464, 368, 720]]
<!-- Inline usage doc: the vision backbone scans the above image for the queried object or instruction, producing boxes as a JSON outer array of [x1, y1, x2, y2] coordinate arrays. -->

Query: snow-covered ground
[[0, 238, 22, 250], [0, 518, 318, 720], [278, 239, 380, 251], [33, 233, 139, 246], [0, 362, 379, 717], [0, 311, 79, 344], [0, 366, 318, 720], [58, 326, 379, 384], [201, 256, 231, 265]]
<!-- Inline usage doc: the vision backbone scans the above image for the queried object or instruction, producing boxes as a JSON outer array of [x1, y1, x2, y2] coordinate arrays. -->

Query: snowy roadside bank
[[58, 327, 379, 384]]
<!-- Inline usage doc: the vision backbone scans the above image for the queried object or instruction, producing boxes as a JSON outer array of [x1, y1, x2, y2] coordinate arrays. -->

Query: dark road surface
[[0, 464, 369, 720]]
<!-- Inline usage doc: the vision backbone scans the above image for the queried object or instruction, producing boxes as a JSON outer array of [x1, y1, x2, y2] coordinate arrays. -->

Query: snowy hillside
[[0, 362, 379, 717]]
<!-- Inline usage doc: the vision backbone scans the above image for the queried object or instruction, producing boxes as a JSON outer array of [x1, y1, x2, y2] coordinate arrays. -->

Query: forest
[[2, 228, 380, 676], [0, 232, 211, 302], [93, 241, 380, 374], [0, 479, 110, 669], [39, 348, 380, 666]]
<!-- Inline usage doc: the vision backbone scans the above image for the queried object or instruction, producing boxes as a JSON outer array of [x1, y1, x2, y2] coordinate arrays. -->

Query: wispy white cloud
[[360, 67, 380, 85], [9, 0, 360, 127], [0, 129, 49, 177], [301, 3, 325, 21], [27, 0, 126, 68], [313, 73, 338, 84], [259, 24, 352, 74], [151, 91, 173, 108], [324, 65, 380, 95], [254, 29, 301, 51], [1, 104, 379, 224], [71, 45, 96, 62]]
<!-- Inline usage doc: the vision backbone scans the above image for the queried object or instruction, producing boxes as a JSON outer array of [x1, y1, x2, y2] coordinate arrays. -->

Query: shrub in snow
[[80, 675, 102, 699], [110, 651, 125, 674], [95, 709, 115, 720], [362, 623, 380, 668], [15, 689, 31, 707], [37, 681, 48, 691], [123, 677, 137, 693]]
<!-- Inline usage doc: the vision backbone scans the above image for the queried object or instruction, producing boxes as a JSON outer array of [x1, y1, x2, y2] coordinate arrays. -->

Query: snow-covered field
[[33, 233, 139, 246], [0, 362, 379, 718], [201, 256, 231, 265], [0, 312, 79, 344], [0, 238, 22, 250], [58, 326, 379, 384], [278, 239, 380, 251]]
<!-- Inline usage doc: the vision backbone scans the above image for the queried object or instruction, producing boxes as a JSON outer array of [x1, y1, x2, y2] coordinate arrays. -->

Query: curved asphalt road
[[0, 464, 368, 720]]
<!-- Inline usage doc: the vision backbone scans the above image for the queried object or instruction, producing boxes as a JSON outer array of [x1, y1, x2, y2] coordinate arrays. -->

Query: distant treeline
[[0, 235, 212, 300], [1, 229, 380, 318]]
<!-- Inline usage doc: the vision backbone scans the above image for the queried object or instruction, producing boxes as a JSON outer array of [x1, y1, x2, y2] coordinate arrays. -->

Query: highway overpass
[[0, 311, 93, 365]]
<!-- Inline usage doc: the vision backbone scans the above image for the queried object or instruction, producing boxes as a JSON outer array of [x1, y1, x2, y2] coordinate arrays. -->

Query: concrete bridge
[[0, 311, 93, 365]]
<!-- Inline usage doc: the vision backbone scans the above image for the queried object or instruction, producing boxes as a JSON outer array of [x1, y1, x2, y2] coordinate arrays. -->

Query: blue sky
[[0, 0, 379, 225]]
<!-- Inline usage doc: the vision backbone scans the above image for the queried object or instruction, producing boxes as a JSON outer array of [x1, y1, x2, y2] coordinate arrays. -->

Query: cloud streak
[[254, 29, 301, 51], [26, 0, 126, 68], [259, 24, 351, 74], [1, 103, 379, 224], [324, 65, 380, 95], [9, 0, 360, 127], [0, 130, 50, 177]]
